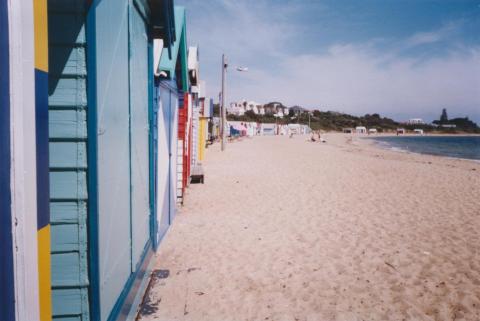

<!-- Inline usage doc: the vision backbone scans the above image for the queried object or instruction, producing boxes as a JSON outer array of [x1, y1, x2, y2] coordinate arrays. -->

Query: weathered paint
[[0, 1, 15, 319], [48, 0, 90, 319], [34, 0, 52, 318]]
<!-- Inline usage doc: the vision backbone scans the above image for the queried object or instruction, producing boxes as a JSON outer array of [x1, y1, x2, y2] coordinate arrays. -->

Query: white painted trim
[[8, 0, 41, 320]]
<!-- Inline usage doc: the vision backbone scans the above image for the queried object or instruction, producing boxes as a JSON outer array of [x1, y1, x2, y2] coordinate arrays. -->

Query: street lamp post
[[221, 54, 227, 151], [220, 54, 248, 152]]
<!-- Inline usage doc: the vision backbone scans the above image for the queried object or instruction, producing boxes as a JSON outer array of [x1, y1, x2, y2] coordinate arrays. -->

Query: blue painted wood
[[50, 142, 87, 169], [51, 224, 80, 252], [106, 243, 153, 321], [52, 288, 89, 316], [48, 0, 90, 319], [51, 201, 86, 224], [49, 110, 87, 139], [86, 2, 101, 320], [49, 78, 87, 107], [95, 0, 132, 319], [50, 171, 88, 200], [159, 6, 186, 77], [129, 4, 150, 273], [156, 83, 178, 241], [36, 69, 51, 231], [148, 33, 156, 249], [0, 1, 15, 319], [54, 317, 82, 321], [51, 252, 86, 287]]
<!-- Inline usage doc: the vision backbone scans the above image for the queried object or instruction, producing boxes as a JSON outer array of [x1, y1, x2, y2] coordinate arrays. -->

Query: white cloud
[[181, 1, 480, 122], [230, 45, 480, 122], [405, 21, 459, 47], [406, 31, 444, 47]]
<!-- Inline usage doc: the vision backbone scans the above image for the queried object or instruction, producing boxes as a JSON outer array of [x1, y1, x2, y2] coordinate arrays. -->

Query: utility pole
[[221, 54, 227, 151], [218, 91, 222, 144]]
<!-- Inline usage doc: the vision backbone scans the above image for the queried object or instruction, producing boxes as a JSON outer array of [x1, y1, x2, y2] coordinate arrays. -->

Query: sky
[[177, 0, 480, 123]]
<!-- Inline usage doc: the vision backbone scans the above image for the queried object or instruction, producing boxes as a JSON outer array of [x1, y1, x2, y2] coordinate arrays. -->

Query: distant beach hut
[[301, 125, 312, 134], [343, 128, 354, 134], [356, 126, 367, 134], [414, 129, 424, 135], [227, 121, 248, 137], [212, 117, 221, 140], [397, 128, 406, 135], [244, 122, 257, 137], [261, 123, 277, 135], [368, 128, 378, 134], [288, 123, 301, 135], [278, 124, 289, 135], [234, 124, 247, 136]]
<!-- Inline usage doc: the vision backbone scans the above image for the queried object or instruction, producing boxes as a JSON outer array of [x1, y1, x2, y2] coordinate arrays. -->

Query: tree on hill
[[440, 108, 448, 123]]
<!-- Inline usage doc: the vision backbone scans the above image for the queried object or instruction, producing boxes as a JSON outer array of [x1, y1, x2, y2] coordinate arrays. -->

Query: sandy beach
[[138, 134, 480, 321]]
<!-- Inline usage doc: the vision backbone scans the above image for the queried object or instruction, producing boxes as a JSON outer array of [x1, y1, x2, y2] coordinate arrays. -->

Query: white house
[[407, 118, 425, 125], [228, 100, 263, 116], [228, 100, 288, 118]]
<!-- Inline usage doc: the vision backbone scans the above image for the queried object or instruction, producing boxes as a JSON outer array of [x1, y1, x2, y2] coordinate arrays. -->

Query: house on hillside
[[229, 100, 263, 115], [263, 102, 289, 118], [406, 118, 425, 125], [229, 101, 288, 118], [289, 105, 306, 116]]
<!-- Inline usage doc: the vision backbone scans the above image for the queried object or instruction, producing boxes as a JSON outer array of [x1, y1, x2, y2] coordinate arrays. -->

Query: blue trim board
[[148, 36, 157, 249], [0, 1, 16, 319], [127, 0, 134, 276], [86, 3, 101, 320], [159, 6, 186, 77], [107, 242, 154, 321], [35, 69, 50, 230]]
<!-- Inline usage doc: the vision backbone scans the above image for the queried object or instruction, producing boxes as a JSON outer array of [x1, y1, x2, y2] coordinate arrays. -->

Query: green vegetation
[[222, 104, 480, 133], [432, 109, 480, 133], [308, 111, 398, 132]]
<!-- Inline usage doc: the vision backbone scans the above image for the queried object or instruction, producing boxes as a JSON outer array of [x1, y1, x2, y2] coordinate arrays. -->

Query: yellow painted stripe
[[34, 0, 48, 72], [198, 119, 206, 161], [38, 225, 52, 321]]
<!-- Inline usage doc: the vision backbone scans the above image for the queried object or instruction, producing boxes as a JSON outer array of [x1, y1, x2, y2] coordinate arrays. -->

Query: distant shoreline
[[359, 134, 480, 161], [322, 131, 480, 136]]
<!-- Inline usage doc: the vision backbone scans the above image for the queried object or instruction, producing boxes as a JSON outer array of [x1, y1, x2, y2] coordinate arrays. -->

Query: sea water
[[370, 136, 480, 161]]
